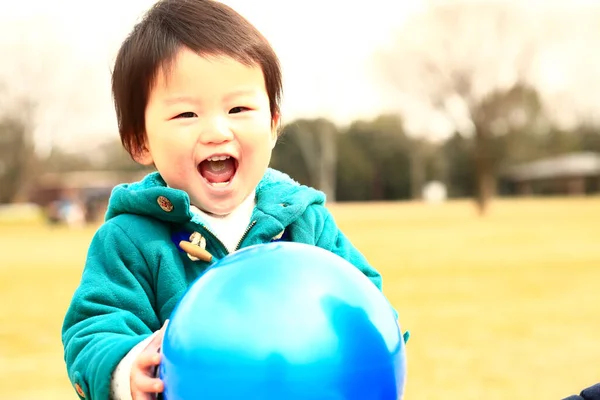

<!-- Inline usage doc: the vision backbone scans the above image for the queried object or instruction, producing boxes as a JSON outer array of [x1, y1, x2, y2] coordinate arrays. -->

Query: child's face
[[138, 48, 278, 215]]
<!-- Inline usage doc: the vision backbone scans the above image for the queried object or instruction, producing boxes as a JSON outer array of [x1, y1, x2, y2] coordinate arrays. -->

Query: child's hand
[[130, 322, 168, 400]]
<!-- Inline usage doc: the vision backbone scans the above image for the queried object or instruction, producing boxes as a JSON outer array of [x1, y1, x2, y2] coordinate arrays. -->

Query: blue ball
[[160, 242, 406, 399]]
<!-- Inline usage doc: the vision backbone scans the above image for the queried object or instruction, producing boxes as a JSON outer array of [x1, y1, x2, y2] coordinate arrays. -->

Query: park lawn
[[1, 197, 599, 399]]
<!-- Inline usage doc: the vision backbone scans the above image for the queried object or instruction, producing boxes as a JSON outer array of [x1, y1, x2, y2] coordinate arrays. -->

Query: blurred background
[[1, 0, 599, 399]]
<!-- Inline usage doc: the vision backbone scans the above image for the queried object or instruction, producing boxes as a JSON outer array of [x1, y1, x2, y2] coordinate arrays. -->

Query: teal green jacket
[[62, 168, 394, 400]]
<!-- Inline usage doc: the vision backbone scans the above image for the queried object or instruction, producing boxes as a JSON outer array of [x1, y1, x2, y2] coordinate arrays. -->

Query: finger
[[135, 351, 162, 370], [131, 389, 154, 400], [146, 321, 169, 353], [161, 319, 169, 331], [132, 371, 165, 394], [157, 319, 169, 339], [145, 334, 164, 354]]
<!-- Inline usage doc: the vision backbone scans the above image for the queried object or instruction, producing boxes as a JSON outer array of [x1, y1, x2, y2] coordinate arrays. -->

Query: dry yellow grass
[[1, 197, 599, 399]]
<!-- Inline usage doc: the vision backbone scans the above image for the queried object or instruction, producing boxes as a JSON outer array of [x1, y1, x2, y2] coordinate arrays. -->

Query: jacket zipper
[[235, 220, 257, 251], [194, 220, 257, 256], [197, 225, 229, 257]]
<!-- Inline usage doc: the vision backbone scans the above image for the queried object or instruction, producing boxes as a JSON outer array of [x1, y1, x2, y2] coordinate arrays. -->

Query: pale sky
[[2, 0, 599, 154], [0, 0, 424, 153]]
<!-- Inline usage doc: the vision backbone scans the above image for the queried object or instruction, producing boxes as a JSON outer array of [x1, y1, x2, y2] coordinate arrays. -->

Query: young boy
[[61, 1, 402, 399]]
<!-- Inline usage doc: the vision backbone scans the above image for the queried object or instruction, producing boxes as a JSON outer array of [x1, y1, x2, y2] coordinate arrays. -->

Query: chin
[[196, 199, 237, 216]]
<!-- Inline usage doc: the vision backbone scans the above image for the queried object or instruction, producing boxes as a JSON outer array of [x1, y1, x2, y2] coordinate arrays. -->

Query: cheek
[[157, 157, 197, 190], [237, 115, 275, 142], [148, 126, 194, 154], [156, 157, 188, 181], [148, 133, 194, 172], [241, 131, 276, 158]]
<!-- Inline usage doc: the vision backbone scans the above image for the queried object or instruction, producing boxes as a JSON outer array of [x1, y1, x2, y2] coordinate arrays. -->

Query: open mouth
[[198, 155, 238, 187]]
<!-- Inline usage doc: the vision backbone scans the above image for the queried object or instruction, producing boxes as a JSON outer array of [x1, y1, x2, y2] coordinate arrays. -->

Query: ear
[[132, 143, 154, 166]]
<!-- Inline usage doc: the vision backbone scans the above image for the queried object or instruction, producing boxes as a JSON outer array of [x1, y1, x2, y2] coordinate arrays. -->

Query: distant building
[[422, 181, 448, 204], [28, 170, 150, 224], [501, 152, 600, 196]]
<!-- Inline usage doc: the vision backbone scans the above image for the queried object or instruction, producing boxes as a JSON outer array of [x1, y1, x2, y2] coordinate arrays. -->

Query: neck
[[189, 191, 256, 253]]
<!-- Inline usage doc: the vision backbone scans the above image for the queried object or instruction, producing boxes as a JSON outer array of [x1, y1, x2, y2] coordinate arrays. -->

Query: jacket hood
[[104, 168, 326, 227]]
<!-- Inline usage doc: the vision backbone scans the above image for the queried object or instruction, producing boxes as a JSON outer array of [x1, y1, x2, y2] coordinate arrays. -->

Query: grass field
[[1, 197, 600, 399]]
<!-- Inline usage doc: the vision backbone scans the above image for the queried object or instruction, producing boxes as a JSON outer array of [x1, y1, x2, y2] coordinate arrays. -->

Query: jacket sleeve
[[62, 220, 161, 400], [110, 334, 157, 400], [313, 206, 398, 320]]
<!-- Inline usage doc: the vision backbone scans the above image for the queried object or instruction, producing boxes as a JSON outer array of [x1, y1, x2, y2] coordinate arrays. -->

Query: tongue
[[199, 159, 236, 183]]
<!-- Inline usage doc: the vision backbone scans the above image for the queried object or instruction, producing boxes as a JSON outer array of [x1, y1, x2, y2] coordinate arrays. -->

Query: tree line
[[2, 97, 599, 207]]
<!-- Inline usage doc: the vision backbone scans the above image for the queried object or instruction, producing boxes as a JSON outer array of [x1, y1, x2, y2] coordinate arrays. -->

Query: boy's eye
[[229, 106, 250, 114], [175, 112, 197, 119]]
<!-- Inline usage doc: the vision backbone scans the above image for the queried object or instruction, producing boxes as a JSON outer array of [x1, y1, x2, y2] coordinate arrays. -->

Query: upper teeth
[[207, 155, 230, 162]]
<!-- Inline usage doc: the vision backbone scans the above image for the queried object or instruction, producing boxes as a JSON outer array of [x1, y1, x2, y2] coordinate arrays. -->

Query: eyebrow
[[163, 96, 201, 106], [163, 89, 261, 106], [224, 89, 260, 101]]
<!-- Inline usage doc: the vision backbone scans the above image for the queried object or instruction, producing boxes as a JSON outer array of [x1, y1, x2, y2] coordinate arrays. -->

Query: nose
[[198, 116, 234, 145]]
